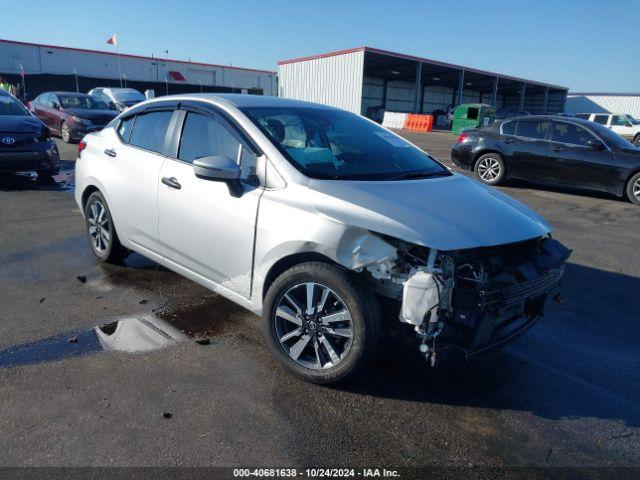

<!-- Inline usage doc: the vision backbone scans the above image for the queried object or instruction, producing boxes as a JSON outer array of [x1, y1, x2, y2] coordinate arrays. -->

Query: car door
[[506, 119, 557, 182], [106, 107, 177, 257], [548, 120, 618, 191], [157, 106, 263, 299], [34, 94, 53, 128]]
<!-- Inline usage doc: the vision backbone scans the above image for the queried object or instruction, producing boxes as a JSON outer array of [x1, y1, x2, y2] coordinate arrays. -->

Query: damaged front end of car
[[359, 235, 571, 365]]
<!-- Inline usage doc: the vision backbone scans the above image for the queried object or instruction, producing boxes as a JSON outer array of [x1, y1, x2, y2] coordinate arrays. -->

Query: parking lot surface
[[0, 133, 638, 469]]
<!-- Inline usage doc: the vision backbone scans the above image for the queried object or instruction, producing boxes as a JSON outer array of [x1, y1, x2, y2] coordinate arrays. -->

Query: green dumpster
[[451, 103, 496, 135]]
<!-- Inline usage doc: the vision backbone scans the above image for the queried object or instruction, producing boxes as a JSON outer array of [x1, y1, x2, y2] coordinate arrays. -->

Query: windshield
[[59, 95, 109, 110], [111, 89, 145, 102], [0, 94, 30, 116], [241, 106, 450, 180], [625, 114, 640, 125]]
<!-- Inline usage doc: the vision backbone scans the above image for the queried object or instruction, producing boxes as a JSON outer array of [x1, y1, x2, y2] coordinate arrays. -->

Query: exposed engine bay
[[360, 235, 571, 365]]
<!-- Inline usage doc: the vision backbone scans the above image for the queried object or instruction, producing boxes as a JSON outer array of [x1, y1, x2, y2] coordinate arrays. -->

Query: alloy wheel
[[61, 122, 71, 143], [477, 157, 501, 182], [633, 177, 640, 202], [274, 282, 353, 370], [87, 199, 111, 254]]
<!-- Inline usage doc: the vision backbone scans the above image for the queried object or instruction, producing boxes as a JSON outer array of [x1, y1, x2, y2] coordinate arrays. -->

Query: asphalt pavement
[[0, 133, 638, 471]]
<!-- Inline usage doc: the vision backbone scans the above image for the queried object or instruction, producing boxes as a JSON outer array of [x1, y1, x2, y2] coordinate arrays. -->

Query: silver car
[[74, 94, 570, 384]]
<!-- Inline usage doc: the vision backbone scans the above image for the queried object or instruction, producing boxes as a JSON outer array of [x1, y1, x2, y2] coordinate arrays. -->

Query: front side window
[[178, 111, 257, 182], [610, 115, 631, 127], [552, 122, 596, 146], [593, 114, 609, 125], [516, 120, 550, 140], [240, 106, 449, 181], [0, 94, 29, 116], [128, 110, 173, 153]]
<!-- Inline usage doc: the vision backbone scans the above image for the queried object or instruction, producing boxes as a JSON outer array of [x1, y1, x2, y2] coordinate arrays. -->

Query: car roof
[[49, 91, 91, 97], [501, 114, 595, 126], [146, 93, 337, 110]]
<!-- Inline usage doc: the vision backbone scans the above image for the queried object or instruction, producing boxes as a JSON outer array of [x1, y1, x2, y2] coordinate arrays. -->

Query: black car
[[29, 92, 117, 143], [0, 90, 59, 177], [451, 115, 640, 206]]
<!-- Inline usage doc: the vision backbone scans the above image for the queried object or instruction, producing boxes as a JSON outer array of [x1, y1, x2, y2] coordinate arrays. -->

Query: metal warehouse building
[[0, 38, 276, 101], [278, 47, 568, 119], [565, 93, 640, 118]]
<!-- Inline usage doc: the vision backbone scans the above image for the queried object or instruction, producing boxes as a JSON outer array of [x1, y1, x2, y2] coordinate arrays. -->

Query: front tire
[[84, 191, 129, 263], [626, 172, 640, 206], [475, 153, 506, 185], [263, 262, 380, 384]]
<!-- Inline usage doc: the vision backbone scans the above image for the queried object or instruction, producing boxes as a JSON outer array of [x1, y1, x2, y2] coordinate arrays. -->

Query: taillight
[[78, 141, 87, 157], [457, 132, 468, 143]]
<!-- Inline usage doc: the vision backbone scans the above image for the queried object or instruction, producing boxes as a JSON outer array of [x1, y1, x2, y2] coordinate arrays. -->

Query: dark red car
[[29, 92, 117, 143]]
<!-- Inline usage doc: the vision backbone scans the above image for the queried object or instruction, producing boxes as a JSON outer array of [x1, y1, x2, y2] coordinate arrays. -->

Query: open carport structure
[[278, 47, 568, 119]]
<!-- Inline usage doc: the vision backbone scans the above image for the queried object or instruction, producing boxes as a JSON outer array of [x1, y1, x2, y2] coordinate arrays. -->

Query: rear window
[[593, 115, 609, 125], [516, 120, 550, 140], [128, 111, 173, 153], [466, 107, 479, 120], [501, 121, 517, 135]]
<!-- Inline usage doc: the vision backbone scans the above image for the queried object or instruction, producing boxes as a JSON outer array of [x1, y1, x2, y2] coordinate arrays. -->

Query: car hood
[[0, 115, 43, 133], [306, 173, 551, 251], [64, 109, 117, 121]]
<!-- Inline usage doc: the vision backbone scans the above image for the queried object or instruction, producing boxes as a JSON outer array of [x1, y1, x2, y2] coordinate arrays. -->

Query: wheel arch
[[81, 184, 101, 210], [261, 252, 341, 300], [624, 167, 640, 199]]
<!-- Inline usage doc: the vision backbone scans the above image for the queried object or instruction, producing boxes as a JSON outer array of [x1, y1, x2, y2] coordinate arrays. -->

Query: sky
[[5, 0, 639, 92]]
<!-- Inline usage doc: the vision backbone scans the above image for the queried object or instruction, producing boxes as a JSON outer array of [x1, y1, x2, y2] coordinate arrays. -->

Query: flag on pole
[[106, 34, 118, 47]]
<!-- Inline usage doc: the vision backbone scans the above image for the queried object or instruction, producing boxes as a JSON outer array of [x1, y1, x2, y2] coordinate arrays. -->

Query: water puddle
[[0, 315, 186, 369]]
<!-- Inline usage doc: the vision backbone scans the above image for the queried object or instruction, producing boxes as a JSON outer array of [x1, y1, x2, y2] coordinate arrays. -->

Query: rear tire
[[474, 153, 506, 185], [84, 191, 129, 263], [626, 172, 640, 206], [633, 135, 640, 147], [263, 262, 380, 385]]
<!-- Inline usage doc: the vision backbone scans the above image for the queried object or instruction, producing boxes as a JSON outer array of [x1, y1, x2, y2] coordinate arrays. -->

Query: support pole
[[492, 77, 499, 107], [457, 70, 465, 106], [543, 87, 549, 113], [519, 82, 526, 111], [414, 62, 422, 113], [382, 79, 388, 110]]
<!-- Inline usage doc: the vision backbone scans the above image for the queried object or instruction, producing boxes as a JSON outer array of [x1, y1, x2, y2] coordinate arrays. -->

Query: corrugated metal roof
[[278, 46, 567, 90], [0, 38, 275, 74]]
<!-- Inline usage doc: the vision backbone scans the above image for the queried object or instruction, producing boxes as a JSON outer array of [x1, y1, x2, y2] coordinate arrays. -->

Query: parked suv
[[88, 87, 145, 113], [30, 92, 117, 143], [75, 94, 569, 384], [575, 113, 640, 146]]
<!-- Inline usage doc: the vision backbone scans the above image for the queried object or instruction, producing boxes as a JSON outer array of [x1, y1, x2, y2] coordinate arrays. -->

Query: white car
[[75, 94, 569, 384], [575, 113, 640, 146], [88, 87, 146, 113]]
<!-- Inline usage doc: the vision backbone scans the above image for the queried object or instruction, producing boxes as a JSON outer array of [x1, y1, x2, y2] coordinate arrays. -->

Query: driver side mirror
[[193, 155, 243, 197], [586, 139, 605, 150], [52, 102, 60, 110]]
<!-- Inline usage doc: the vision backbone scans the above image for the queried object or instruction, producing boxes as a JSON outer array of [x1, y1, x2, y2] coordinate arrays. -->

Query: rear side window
[[593, 115, 609, 125], [129, 110, 173, 153], [574, 114, 590, 120], [117, 117, 135, 143], [501, 121, 517, 135], [552, 122, 596, 146], [516, 120, 550, 140]]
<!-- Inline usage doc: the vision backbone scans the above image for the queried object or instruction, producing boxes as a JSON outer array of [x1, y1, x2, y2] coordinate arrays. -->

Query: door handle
[[161, 176, 182, 190], [104, 148, 117, 157], [552, 145, 563, 152], [503, 138, 513, 144]]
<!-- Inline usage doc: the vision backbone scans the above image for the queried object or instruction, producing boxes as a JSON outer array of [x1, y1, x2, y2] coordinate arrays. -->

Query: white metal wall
[[0, 40, 276, 94], [565, 94, 640, 118], [278, 50, 365, 114]]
